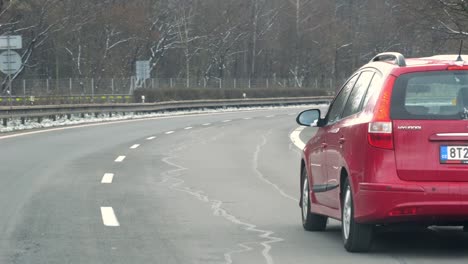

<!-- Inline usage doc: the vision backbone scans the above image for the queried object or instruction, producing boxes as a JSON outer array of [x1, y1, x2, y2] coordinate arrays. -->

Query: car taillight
[[368, 75, 396, 150], [368, 122, 393, 149]]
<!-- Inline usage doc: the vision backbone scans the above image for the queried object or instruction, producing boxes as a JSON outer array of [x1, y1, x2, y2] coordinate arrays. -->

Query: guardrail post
[[91, 78, 95, 101], [203, 78, 206, 88], [21, 117, 25, 125], [234, 78, 237, 89], [266, 78, 269, 89], [69, 78, 72, 95], [248, 79, 251, 89], [23, 80, 26, 96], [37, 117, 42, 123], [111, 78, 115, 95], [2, 118, 7, 127], [46, 79, 50, 94], [219, 79, 222, 89], [170, 78, 173, 88]]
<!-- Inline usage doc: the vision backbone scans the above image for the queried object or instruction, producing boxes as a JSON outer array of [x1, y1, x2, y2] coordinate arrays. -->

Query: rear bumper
[[354, 182, 468, 224]]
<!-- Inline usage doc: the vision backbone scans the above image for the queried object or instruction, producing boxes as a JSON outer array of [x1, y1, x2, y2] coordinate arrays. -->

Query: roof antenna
[[456, 40, 464, 62]]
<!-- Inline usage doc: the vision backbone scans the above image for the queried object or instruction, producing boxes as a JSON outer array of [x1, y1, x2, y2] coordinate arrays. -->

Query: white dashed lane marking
[[266, 115, 275, 118], [203, 123, 211, 126], [101, 173, 114, 184], [114, 156, 126, 162], [101, 207, 120, 227], [146, 136, 156, 140], [184, 127, 193, 130], [222, 120, 232, 123], [243, 117, 252, 120], [165, 131, 175, 135], [130, 144, 140, 149]]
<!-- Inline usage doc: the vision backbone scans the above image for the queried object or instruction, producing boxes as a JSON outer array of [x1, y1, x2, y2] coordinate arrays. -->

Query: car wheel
[[342, 178, 373, 252], [301, 170, 327, 231]]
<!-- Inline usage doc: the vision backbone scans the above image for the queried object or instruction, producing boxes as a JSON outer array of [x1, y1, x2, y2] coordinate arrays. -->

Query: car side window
[[362, 73, 383, 108], [342, 71, 375, 118], [326, 75, 358, 125]]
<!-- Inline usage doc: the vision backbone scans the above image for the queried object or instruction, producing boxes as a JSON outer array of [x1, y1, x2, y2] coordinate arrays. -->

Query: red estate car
[[297, 52, 468, 252]]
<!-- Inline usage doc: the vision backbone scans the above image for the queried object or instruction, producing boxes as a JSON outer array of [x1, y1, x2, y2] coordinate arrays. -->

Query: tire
[[301, 170, 327, 231], [341, 178, 374, 252]]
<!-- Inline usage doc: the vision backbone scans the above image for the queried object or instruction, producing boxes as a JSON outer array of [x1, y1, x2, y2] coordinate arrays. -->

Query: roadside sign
[[136, 60, 150, 80], [0, 35, 22, 49], [0, 50, 22, 74]]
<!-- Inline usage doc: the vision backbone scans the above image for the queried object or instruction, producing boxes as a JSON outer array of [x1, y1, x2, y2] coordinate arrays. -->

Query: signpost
[[0, 50, 22, 74], [0, 35, 22, 108], [0, 35, 22, 49], [136, 60, 150, 87]]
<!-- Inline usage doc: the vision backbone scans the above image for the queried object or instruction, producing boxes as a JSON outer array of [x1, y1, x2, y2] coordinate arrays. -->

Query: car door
[[307, 126, 329, 206], [324, 71, 377, 209], [316, 74, 358, 208]]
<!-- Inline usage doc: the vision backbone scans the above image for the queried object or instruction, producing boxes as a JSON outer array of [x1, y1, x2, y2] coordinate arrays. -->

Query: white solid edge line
[[266, 115, 275, 118], [146, 136, 156, 140], [290, 126, 306, 150], [130, 144, 140, 149], [184, 127, 193, 130], [115, 156, 126, 162], [101, 207, 120, 227], [243, 117, 252, 120], [165, 131, 175, 134], [202, 123, 211, 126], [101, 173, 114, 184]]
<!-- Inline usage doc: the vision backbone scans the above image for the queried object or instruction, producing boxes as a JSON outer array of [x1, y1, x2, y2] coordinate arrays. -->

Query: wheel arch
[[299, 159, 306, 207], [340, 168, 349, 206]]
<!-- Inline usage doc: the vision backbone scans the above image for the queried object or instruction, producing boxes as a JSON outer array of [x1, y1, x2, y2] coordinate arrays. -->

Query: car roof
[[362, 53, 468, 76]]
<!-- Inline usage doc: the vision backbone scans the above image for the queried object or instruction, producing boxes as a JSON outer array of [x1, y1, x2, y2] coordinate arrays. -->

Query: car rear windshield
[[391, 71, 468, 120]]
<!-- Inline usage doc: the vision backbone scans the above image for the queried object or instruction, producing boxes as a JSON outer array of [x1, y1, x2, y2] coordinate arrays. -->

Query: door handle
[[321, 143, 328, 149], [339, 137, 346, 144]]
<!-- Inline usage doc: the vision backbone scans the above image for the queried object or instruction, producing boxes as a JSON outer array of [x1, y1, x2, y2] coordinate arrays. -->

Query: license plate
[[440, 145, 468, 164]]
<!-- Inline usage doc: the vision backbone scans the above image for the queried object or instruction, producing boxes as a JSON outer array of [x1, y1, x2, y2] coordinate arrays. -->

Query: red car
[[297, 52, 468, 252]]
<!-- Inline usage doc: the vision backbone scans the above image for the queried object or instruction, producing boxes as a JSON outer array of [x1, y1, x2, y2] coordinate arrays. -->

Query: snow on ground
[[0, 104, 327, 133]]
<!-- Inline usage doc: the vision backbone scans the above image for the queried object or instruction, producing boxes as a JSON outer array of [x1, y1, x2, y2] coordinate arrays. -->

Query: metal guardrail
[[0, 94, 132, 106], [0, 97, 332, 126]]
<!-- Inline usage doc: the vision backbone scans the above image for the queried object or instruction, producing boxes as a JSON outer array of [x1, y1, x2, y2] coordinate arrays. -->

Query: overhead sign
[[136, 60, 150, 80], [0, 50, 22, 75], [0, 35, 22, 50]]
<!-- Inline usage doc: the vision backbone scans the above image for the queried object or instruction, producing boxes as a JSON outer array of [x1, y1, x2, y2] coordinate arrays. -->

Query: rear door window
[[362, 73, 383, 107], [342, 71, 375, 118], [391, 71, 468, 120]]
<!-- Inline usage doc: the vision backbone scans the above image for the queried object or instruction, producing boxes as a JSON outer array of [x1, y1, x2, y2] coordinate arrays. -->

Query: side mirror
[[296, 109, 322, 127]]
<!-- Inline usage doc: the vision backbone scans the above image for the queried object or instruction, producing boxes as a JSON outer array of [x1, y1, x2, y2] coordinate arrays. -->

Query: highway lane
[[0, 107, 468, 263]]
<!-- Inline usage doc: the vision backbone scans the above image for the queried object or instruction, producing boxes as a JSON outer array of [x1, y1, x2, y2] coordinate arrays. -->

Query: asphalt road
[[1, 107, 468, 264]]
